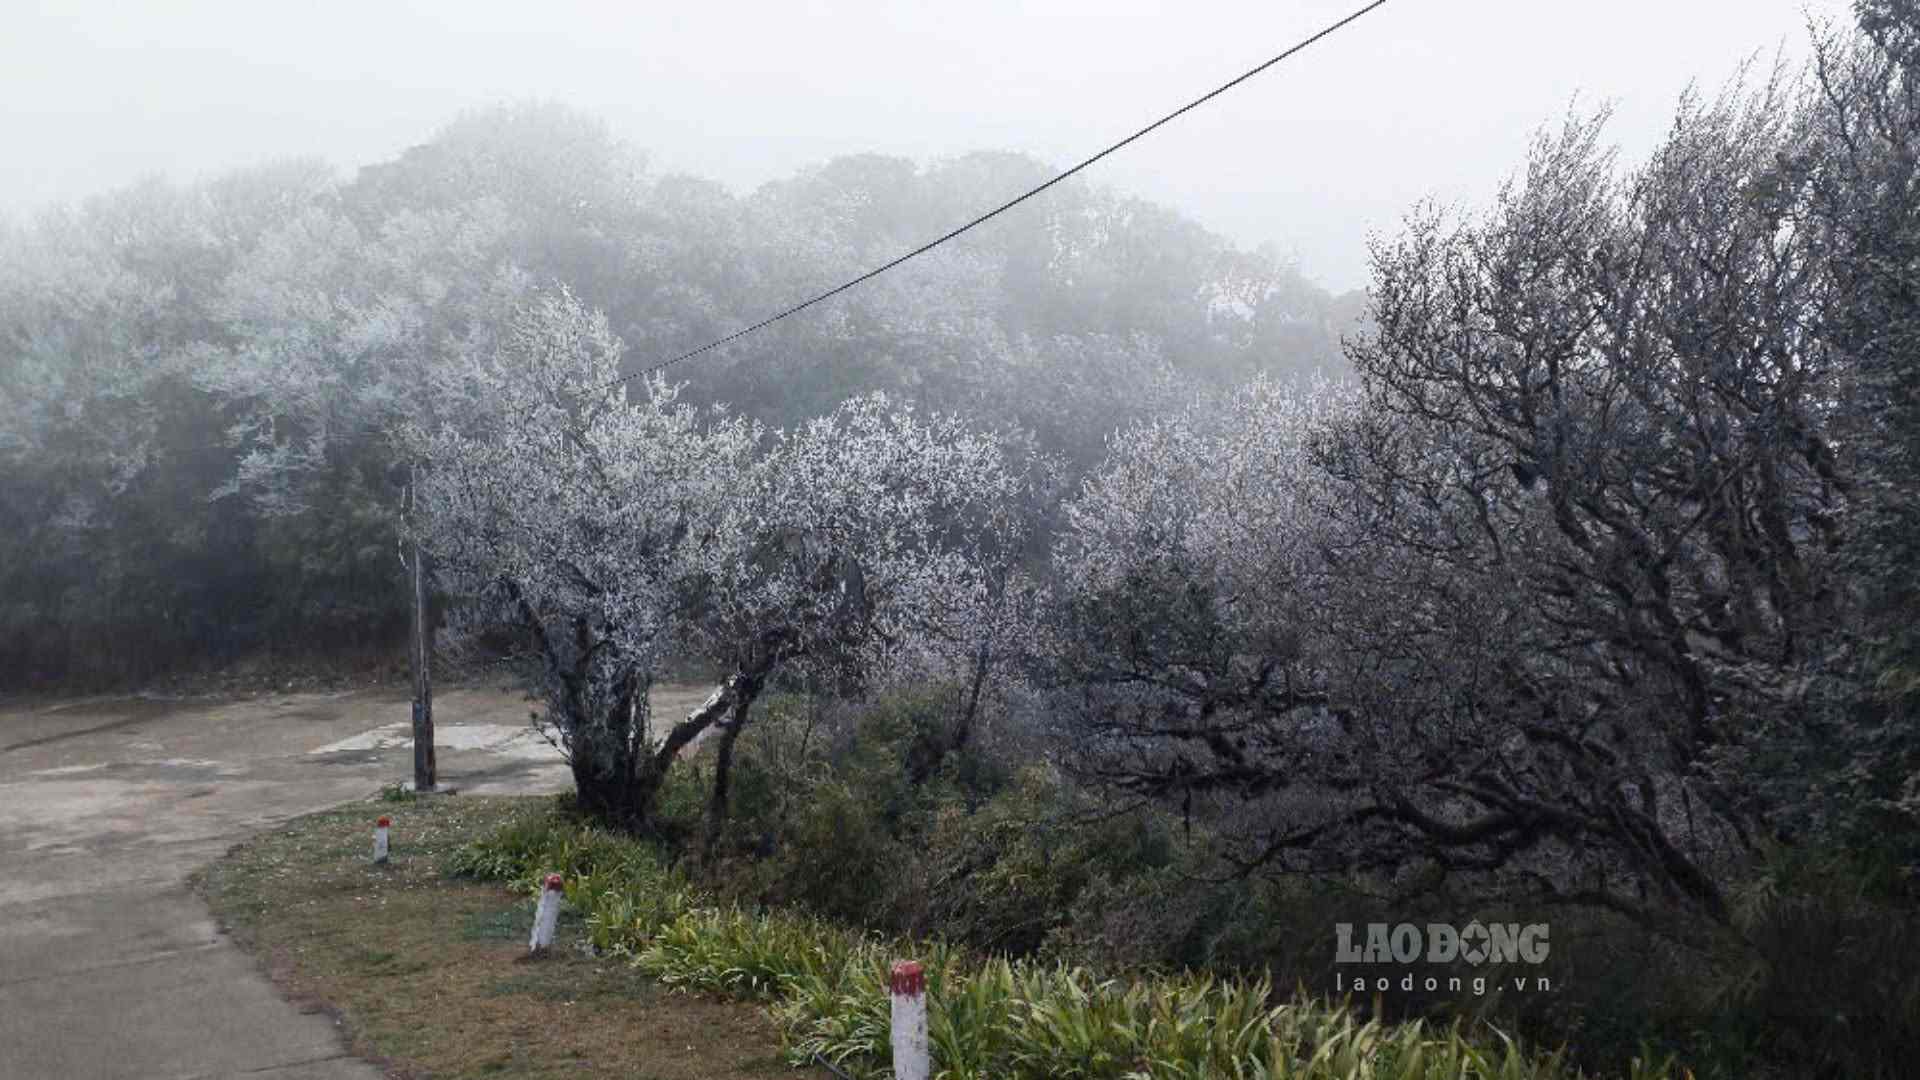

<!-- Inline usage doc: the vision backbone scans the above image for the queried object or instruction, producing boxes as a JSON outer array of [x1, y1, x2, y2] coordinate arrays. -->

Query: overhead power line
[[616, 0, 1391, 391]]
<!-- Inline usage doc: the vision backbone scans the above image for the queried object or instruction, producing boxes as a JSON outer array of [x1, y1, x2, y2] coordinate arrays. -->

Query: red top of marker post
[[376, 816, 391, 828], [889, 960, 925, 997], [544, 873, 565, 892]]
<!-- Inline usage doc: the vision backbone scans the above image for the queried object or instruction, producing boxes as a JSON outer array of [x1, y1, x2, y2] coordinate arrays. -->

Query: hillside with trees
[[4, 4, 1918, 1076], [0, 107, 1353, 690]]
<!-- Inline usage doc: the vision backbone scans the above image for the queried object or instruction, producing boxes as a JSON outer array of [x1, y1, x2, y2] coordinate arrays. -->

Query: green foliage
[[672, 912, 1646, 1080], [1689, 848, 1920, 1078], [638, 906, 879, 1002], [685, 689, 1178, 955], [919, 765, 1178, 957], [452, 785, 1695, 1078], [457, 681, 1920, 1078], [445, 796, 699, 955], [445, 795, 649, 888]]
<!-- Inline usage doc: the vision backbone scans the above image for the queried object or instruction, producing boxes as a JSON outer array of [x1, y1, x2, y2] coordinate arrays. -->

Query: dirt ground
[[197, 795, 809, 1079], [0, 681, 715, 1079]]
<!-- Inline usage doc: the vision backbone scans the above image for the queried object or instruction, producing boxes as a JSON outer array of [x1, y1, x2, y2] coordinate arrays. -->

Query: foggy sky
[[4, 0, 1855, 291]]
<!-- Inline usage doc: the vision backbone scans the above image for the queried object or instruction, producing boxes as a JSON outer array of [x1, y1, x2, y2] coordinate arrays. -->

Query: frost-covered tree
[[1051, 78, 1878, 927], [414, 290, 1027, 833], [411, 288, 755, 824], [1045, 378, 1372, 862], [1798, 0, 1920, 862], [196, 197, 535, 787], [685, 149, 1354, 474], [0, 163, 335, 686], [680, 392, 1028, 848]]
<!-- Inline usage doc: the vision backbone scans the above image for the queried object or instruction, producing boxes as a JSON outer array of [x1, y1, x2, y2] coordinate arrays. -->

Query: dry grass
[[193, 794, 819, 1080]]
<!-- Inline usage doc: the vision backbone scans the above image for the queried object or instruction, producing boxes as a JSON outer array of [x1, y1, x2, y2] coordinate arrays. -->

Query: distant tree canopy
[[0, 101, 1356, 690]]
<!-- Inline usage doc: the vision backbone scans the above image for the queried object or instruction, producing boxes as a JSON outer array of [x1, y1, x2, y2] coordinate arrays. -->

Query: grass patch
[[193, 794, 818, 1080], [451, 799, 1687, 1080], [461, 904, 535, 942]]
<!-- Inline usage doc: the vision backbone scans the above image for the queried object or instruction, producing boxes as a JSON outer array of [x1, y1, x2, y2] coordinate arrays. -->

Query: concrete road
[[0, 683, 712, 1079]]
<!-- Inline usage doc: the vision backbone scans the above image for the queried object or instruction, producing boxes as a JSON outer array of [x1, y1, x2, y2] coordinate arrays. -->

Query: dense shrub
[[674, 691, 1188, 954]]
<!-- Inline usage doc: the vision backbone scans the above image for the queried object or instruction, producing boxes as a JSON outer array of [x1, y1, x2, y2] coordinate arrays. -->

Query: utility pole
[[408, 462, 436, 792]]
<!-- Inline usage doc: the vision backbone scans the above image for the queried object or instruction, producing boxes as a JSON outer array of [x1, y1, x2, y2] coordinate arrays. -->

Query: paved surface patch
[[0, 683, 711, 1079]]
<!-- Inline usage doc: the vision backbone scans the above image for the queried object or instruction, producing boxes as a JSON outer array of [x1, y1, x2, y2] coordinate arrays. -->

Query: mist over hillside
[[0, 102, 1357, 689]]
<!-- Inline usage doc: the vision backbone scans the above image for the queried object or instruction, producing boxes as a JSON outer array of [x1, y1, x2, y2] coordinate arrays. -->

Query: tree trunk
[[569, 672, 749, 833], [567, 672, 645, 826], [954, 642, 991, 753], [408, 464, 436, 792], [703, 686, 759, 861], [572, 752, 641, 825], [907, 644, 991, 788]]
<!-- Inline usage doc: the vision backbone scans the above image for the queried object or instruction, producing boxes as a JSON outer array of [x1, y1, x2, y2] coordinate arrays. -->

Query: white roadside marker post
[[373, 816, 390, 863], [529, 873, 564, 953], [889, 960, 929, 1080]]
